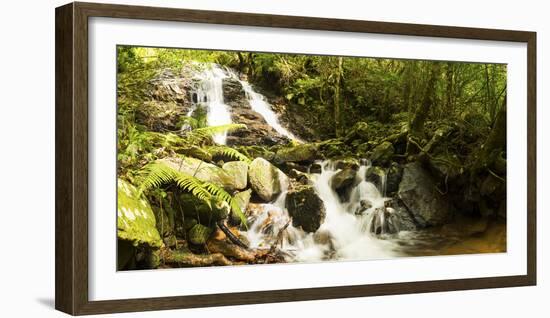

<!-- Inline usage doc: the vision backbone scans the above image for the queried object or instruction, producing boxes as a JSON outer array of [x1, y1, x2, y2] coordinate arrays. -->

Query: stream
[[190, 63, 506, 262]]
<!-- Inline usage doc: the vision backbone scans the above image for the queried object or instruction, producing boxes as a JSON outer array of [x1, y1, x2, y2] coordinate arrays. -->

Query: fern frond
[[206, 145, 252, 163], [202, 181, 247, 228], [187, 124, 247, 144], [138, 161, 247, 227], [138, 162, 213, 207]]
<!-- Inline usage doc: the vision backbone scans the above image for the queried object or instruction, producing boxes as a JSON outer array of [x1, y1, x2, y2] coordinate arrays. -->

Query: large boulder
[[248, 157, 289, 201], [398, 162, 453, 226], [222, 161, 249, 190], [370, 141, 394, 166], [117, 179, 163, 248], [286, 185, 326, 232], [158, 157, 239, 191], [275, 143, 320, 164]]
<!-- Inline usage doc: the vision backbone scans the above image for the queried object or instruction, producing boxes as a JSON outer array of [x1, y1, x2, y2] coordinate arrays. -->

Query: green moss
[[188, 224, 212, 245], [275, 143, 319, 163], [117, 179, 163, 248]]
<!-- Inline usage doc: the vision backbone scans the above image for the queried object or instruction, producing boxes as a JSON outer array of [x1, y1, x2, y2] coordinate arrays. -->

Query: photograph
[[116, 46, 507, 271]]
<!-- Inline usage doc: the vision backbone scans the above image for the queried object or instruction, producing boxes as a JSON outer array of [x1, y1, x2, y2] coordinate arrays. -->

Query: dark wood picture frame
[[55, 2, 537, 315]]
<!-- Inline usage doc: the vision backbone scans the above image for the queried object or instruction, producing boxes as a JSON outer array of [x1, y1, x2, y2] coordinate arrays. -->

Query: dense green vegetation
[[116, 46, 507, 270]]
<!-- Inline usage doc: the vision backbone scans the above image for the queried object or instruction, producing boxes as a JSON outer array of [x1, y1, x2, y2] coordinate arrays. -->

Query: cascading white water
[[191, 64, 300, 143], [245, 160, 400, 263], [229, 71, 301, 142], [194, 65, 233, 144]]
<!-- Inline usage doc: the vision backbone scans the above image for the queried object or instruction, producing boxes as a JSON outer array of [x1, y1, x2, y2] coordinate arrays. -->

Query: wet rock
[[386, 199, 417, 232], [284, 161, 309, 173], [158, 157, 240, 191], [386, 162, 403, 196], [369, 200, 417, 234], [354, 199, 373, 215], [275, 143, 320, 164], [309, 162, 322, 174], [286, 185, 326, 233], [222, 77, 246, 101], [222, 161, 249, 190], [288, 169, 311, 185], [398, 162, 453, 226], [117, 179, 163, 248], [365, 166, 386, 192], [369, 207, 397, 235], [333, 158, 360, 170], [248, 157, 289, 202], [330, 168, 356, 193], [222, 77, 291, 146], [370, 141, 394, 166]]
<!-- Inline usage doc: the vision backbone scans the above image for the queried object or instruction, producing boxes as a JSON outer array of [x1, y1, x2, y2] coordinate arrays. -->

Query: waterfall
[[236, 79, 301, 142], [245, 160, 400, 263], [190, 63, 300, 144], [193, 64, 233, 144]]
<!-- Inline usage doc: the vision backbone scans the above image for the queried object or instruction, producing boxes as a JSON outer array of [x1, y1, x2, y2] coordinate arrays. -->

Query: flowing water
[[191, 64, 300, 144], [245, 160, 400, 262], [188, 64, 505, 260], [235, 77, 301, 142], [193, 64, 233, 144]]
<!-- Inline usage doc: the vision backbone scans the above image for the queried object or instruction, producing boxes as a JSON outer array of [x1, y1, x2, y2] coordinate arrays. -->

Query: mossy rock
[[344, 122, 369, 143], [229, 189, 252, 226], [248, 157, 289, 202], [330, 168, 356, 193], [175, 145, 213, 162], [333, 158, 360, 170], [158, 156, 239, 191], [370, 141, 394, 166], [274, 143, 320, 164], [318, 139, 349, 158], [286, 184, 326, 233], [179, 194, 230, 225], [235, 145, 276, 162], [188, 224, 213, 245], [117, 179, 163, 248], [222, 161, 249, 190]]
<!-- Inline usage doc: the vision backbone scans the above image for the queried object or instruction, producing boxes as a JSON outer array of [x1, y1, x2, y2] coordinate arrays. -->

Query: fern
[[138, 161, 247, 227], [186, 123, 247, 144], [206, 145, 252, 163]]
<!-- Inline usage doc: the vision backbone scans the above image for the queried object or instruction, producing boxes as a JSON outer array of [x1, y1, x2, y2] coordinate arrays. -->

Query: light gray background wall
[[0, 0, 546, 316]]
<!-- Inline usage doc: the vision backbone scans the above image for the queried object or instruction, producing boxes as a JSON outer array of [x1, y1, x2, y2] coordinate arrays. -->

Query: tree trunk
[[445, 62, 454, 111], [407, 63, 440, 154], [479, 94, 507, 166], [334, 57, 344, 137]]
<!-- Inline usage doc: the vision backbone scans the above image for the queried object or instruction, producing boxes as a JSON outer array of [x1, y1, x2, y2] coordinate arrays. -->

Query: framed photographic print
[[55, 2, 537, 315]]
